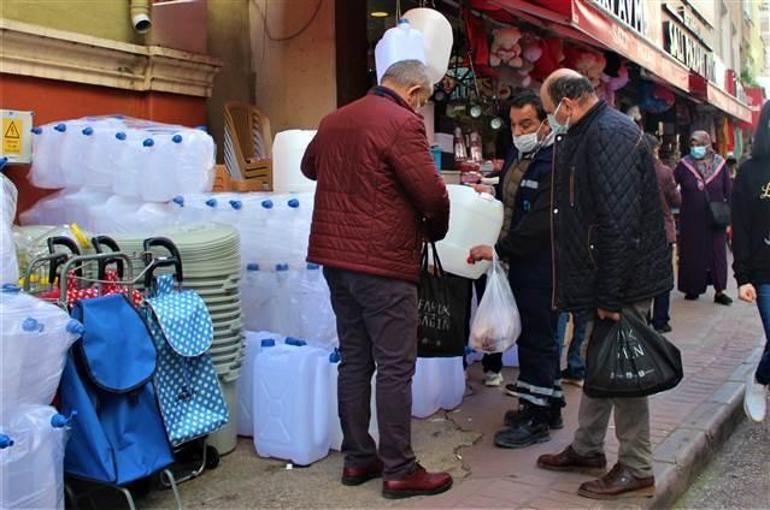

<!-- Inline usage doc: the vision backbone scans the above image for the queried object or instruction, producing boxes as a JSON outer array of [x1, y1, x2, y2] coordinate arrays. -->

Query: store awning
[[706, 83, 753, 124], [473, 0, 691, 93]]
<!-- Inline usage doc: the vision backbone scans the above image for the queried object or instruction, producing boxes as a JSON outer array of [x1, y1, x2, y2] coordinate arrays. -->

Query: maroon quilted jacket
[[301, 87, 450, 283]]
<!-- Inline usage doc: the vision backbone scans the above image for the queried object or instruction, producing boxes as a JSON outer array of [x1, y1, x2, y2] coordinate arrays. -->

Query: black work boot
[[495, 405, 551, 449], [548, 399, 565, 430], [503, 401, 533, 427]]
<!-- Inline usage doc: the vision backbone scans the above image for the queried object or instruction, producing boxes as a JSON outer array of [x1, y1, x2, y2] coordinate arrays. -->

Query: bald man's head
[[539, 68, 598, 130]]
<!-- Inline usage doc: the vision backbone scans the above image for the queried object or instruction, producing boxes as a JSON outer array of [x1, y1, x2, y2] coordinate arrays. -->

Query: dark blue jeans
[[556, 311, 589, 379], [756, 284, 770, 385]]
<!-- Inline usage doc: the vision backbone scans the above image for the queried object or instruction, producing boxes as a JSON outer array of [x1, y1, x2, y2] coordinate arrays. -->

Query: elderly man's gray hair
[[381, 60, 432, 91]]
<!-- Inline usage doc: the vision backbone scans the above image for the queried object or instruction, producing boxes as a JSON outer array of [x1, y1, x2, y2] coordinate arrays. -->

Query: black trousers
[[508, 287, 561, 407]]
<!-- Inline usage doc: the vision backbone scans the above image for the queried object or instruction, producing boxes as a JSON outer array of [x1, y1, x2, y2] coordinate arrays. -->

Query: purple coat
[[674, 155, 731, 295]]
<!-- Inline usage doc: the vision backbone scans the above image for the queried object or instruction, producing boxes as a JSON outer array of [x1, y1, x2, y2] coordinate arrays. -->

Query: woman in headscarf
[[674, 130, 733, 305]]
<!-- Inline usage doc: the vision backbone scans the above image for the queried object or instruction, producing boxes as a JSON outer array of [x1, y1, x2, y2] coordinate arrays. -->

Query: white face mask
[[513, 131, 539, 154]]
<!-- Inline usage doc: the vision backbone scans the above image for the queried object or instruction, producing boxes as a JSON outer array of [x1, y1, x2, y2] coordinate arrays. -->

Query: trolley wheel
[[205, 445, 220, 470]]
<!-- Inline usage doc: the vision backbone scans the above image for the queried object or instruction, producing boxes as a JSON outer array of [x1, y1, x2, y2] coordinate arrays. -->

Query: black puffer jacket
[[551, 101, 672, 312]]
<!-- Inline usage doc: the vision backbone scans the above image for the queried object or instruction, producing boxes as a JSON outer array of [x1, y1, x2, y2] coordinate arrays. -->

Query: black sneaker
[[714, 293, 733, 306], [503, 402, 533, 427], [654, 323, 673, 334], [684, 294, 700, 301], [494, 409, 551, 449], [504, 383, 518, 398]]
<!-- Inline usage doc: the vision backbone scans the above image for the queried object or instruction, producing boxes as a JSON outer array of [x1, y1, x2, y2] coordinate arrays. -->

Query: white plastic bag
[[469, 255, 521, 353]]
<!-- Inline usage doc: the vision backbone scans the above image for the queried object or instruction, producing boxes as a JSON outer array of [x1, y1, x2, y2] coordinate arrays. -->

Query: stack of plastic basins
[[0, 284, 81, 509], [115, 223, 243, 454]]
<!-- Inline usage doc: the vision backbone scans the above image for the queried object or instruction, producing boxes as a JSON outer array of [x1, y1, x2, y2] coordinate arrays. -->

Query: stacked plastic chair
[[114, 223, 244, 454]]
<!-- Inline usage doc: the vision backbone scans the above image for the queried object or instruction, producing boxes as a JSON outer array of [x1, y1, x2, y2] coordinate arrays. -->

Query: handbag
[[417, 243, 471, 357], [584, 308, 683, 398], [704, 185, 730, 230]]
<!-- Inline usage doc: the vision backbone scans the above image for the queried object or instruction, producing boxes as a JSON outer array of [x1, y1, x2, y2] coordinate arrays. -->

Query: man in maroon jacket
[[301, 60, 452, 499]]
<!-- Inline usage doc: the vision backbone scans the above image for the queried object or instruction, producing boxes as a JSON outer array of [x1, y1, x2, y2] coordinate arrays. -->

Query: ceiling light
[[370, 11, 389, 18]]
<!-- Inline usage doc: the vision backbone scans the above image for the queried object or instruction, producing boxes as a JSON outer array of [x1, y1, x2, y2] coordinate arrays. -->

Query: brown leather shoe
[[577, 463, 655, 500], [382, 464, 453, 499], [537, 445, 607, 475], [341, 459, 383, 486]]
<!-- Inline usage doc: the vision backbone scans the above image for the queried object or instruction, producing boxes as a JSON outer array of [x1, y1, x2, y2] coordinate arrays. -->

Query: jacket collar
[[565, 100, 607, 138], [370, 86, 415, 113]]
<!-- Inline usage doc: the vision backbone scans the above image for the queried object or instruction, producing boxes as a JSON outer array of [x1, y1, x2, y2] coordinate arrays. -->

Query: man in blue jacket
[[469, 90, 562, 449]]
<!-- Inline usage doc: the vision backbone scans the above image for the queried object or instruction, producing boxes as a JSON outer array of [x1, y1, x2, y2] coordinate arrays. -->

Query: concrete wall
[[0, 0, 141, 43], [249, 0, 336, 134], [206, 0, 254, 162]]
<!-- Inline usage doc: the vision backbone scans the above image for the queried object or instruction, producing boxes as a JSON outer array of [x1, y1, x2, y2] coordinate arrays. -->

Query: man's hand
[[467, 245, 494, 264], [597, 308, 621, 322], [738, 284, 757, 303], [472, 183, 495, 196]]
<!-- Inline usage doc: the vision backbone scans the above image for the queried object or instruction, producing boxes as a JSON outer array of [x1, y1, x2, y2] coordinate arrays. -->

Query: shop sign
[[589, 0, 647, 35], [663, 18, 716, 83]]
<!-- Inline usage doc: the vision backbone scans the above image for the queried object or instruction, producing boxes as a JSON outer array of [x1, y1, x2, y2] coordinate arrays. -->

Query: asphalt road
[[676, 416, 770, 510]]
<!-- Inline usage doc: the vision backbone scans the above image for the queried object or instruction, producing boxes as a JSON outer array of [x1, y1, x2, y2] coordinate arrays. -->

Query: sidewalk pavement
[[146, 284, 762, 509]]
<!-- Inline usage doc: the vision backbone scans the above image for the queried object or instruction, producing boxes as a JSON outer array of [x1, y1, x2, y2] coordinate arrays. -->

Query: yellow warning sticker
[[1, 110, 33, 163], [2, 118, 22, 155]]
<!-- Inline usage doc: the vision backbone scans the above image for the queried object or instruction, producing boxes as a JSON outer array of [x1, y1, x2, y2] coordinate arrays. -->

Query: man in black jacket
[[535, 70, 672, 500]]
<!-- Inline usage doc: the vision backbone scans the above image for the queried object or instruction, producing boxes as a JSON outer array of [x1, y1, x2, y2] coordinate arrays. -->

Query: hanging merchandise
[[530, 38, 565, 82], [402, 8, 453, 85], [488, 28, 541, 88], [640, 81, 675, 114], [562, 46, 606, 89]]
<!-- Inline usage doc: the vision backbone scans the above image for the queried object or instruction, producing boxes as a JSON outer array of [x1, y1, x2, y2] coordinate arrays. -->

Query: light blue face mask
[[547, 101, 570, 135], [690, 146, 707, 160]]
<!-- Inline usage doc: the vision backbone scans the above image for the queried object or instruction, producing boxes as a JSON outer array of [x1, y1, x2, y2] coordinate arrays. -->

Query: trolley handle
[[91, 236, 125, 280], [142, 237, 183, 288], [47, 236, 82, 279]]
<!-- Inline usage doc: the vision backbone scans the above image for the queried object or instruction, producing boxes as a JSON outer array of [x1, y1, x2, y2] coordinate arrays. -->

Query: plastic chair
[[223, 102, 273, 189]]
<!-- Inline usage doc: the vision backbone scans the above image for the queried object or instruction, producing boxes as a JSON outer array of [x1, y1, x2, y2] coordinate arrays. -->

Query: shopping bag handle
[[91, 236, 125, 280], [421, 242, 445, 277], [142, 237, 184, 288]]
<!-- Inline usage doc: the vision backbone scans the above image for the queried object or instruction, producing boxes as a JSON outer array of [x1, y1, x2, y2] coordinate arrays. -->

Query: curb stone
[[643, 350, 759, 510]]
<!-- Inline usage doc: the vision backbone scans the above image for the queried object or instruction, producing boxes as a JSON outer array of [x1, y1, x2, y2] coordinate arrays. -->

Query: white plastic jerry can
[[252, 338, 331, 465], [374, 19, 427, 84]]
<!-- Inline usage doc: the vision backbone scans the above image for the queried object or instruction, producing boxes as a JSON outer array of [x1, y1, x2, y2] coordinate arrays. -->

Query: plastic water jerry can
[[374, 19, 427, 85], [252, 338, 331, 465]]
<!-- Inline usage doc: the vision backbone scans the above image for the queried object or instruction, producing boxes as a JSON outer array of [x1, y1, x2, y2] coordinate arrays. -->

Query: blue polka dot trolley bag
[[143, 247, 229, 448]]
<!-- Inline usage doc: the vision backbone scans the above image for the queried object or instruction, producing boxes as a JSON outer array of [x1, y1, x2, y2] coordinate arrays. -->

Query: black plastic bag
[[417, 243, 470, 357], [584, 309, 683, 398]]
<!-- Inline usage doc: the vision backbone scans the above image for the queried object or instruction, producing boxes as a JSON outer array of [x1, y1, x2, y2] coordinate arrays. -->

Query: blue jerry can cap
[[275, 263, 289, 272], [31, 127, 43, 135], [66, 319, 84, 335], [54, 123, 67, 132], [307, 263, 320, 270], [82, 127, 94, 136], [172, 134, 183, 143], [22, 318, 40, 332], [205, 198, 218, 208], [246, 263, 260, 271], [0, 434, 13, 449], [143, 138, 155, 147], [172, 196, 185, 206], [261, 199, 274, 209], [261, 338, 276, 347], [287, 198, 300, 208], [285, 337, 306, 347], [2, 283, 20, 294], [329, 348, 341, 363], [229, 200, 243, 210], [115, 132, 127, 141]]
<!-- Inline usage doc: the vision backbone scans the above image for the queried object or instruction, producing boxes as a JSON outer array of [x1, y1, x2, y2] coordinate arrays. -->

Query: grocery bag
[[469, 254, 521, 353], [584, 309, 683, 398], [417, 243, 470, 357]]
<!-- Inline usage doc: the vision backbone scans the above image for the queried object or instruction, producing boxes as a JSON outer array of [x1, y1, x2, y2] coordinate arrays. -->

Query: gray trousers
[[571, 301, 654, 478], [323, 267, 418, 480]]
